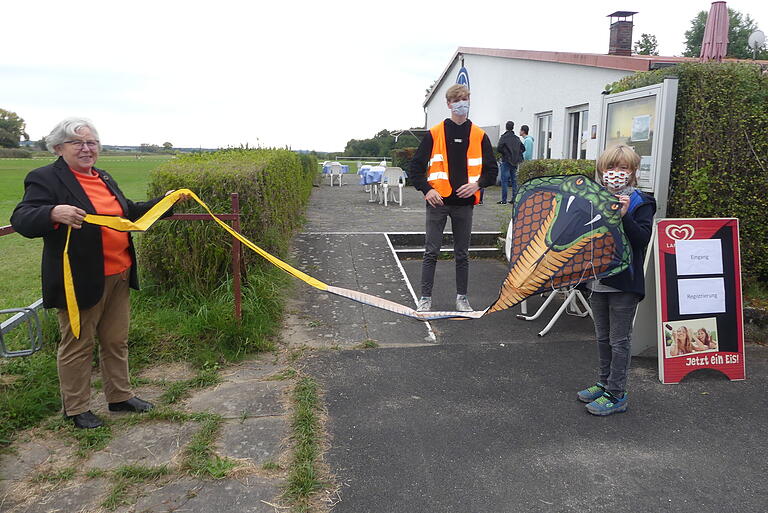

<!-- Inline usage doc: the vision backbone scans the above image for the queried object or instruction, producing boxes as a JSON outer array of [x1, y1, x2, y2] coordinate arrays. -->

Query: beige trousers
[[57, 270, 134, 416]]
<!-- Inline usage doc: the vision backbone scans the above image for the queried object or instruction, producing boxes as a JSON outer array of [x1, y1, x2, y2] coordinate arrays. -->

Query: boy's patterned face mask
[[603, 169, 629, 190]]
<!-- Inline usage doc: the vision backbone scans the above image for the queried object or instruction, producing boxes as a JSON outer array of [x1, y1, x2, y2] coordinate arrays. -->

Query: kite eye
[[611, 203, 619, 210]]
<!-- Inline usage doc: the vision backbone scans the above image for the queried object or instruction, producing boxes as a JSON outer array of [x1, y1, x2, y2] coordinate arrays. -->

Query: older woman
[[11, 118, 173, 429]]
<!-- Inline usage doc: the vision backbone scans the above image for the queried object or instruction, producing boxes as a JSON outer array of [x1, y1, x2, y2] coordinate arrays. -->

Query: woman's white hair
[[46, 118, 101, 154]]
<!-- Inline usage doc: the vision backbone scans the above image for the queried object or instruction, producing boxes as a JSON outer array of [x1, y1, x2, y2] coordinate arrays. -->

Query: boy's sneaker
[[455, 295, 473, 312], [416, 297, 432, 312], [576, 382, 606, 403], [585, 391, 628, 416]]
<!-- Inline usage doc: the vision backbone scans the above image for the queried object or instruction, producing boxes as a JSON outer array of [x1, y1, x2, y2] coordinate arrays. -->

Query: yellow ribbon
[[63, 189, 327, 338]]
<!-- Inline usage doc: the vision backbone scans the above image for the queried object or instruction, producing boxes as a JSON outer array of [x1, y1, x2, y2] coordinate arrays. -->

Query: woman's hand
[[617, 195, 630, 217], [165, 190, 192, 202], [51, 205, 86, 229]]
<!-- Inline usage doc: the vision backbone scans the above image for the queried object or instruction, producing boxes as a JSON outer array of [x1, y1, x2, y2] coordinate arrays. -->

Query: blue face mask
[[450, 100, 470, 116]]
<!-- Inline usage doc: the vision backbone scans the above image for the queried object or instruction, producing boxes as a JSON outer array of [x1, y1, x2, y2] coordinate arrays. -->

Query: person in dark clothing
[[575, 145, 656, 416], [409, 84, 498, 312], [11, 118, 185, 429], [497, 121, 525, 204]]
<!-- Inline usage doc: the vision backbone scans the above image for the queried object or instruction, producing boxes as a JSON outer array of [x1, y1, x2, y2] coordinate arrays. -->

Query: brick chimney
[[608, 11, 637, 56]]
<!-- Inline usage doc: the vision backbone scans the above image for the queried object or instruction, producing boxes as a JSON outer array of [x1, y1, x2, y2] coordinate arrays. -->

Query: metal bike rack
[[1, 299, 44, 358]]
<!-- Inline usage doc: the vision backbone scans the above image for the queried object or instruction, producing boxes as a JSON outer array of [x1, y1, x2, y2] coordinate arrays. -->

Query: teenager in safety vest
[[409, 84, 498, 312]]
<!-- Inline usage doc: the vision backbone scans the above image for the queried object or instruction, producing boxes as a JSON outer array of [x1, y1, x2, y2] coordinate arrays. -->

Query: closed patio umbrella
[[700, 1, 729, 61]]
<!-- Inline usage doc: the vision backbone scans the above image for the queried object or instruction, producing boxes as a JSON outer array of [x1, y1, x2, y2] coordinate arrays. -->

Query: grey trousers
[[421, 203, 474, 297], [588, 291, 641, 397]]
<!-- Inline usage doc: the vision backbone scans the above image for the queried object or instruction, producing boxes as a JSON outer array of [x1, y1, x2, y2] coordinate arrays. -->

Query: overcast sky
[[3, 0, 766, 151]]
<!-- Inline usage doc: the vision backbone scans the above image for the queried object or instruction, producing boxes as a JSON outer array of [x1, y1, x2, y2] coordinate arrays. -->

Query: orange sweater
[[71, 168, 131, 276]]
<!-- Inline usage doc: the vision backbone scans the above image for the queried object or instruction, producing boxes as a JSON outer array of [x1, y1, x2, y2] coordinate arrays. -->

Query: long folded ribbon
[[63, 189, 482, 338]]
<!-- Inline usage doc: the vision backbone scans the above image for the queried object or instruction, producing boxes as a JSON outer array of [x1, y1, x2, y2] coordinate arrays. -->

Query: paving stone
[[9, 478, 108, 513], [128, 477, 205, 512], [186, 381, 288, 418], [86, 422, 198, 470], [0, 441, 57, 484], [188, 477, 284, 512], [219, 360, 284, 383], [131, 476, 284, 513], [218, 416, 288, 464]]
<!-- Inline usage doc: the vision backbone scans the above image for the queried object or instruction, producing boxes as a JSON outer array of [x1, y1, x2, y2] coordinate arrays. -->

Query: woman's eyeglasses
[[64, 140, 99, 149]]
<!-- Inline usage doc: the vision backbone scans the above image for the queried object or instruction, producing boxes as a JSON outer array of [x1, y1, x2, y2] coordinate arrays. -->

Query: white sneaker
[[456, 294, 473, 312], [416, 297, 432, 312]]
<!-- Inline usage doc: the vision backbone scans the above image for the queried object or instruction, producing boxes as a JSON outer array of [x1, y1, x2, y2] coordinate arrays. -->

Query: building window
[[567, 105, 589, 160], [535, 112, 552, 159]]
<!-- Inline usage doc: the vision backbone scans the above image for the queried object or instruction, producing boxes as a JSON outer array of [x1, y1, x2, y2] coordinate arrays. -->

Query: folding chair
[[380, 167, 405, 206]]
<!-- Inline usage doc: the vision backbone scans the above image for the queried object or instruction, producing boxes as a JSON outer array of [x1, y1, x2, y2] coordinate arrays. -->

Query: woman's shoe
[[68, 410, 104, 429]]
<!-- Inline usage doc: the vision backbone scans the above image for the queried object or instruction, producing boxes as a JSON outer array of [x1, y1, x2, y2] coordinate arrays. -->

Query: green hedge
[[610, 62, 768, 281], [518, 159, 596, 184], [139, 149, 315, 291], [0, 148, 31, 158], [391, 147, 417, 185]]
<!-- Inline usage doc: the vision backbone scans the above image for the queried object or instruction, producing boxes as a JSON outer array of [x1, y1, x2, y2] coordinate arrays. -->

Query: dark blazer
[[10, 157, 166, 310]]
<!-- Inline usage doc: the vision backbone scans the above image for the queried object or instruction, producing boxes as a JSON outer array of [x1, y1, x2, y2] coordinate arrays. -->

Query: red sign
[[655, 218, 745, 383]]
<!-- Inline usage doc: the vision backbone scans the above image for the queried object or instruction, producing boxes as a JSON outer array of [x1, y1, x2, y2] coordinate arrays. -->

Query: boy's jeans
[[588, 291, 641, 396]]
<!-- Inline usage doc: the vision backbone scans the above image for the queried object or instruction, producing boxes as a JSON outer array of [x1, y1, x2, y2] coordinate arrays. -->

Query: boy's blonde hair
[[595, 144, 641, 187], [446, 84, 469, 102]]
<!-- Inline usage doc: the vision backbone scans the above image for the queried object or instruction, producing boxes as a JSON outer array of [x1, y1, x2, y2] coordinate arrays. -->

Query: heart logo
[[665, 224, 695, 241]]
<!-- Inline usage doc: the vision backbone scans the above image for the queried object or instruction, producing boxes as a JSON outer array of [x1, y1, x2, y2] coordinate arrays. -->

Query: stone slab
[[219, 360, 284, 383], [86, 422, 198, 470], [0, 440, 59, 483], [132, 477, 283, 513], [218, 416, 288, 464], [128, 477, 205, 512], [9, 478, 108, 513], [186, 381, 288, 418]]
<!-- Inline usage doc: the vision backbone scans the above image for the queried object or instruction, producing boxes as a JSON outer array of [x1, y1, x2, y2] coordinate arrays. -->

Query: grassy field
[[0, 156, 174, 310]]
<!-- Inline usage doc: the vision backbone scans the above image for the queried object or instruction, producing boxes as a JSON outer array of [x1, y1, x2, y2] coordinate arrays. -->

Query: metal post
[[231, 193, 242, 322]]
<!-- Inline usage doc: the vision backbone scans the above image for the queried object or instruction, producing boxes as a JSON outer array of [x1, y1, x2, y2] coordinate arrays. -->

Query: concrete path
[[299, 180, 768, 512]]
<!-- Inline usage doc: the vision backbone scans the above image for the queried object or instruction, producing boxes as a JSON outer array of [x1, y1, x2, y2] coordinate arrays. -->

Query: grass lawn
[[0, 156, 174, 310]]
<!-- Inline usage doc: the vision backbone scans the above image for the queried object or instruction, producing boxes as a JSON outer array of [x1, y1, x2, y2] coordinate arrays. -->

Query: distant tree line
[[343, 129, 421, 157]]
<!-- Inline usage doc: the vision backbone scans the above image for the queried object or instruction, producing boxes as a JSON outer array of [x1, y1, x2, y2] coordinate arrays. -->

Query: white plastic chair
[[380, 167, 405, 206], [328, 163, 343, 186]]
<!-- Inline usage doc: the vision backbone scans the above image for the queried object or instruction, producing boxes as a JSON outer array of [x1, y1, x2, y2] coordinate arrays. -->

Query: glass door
[[567, 106, 589, 159], [535, 113, 552, 159]]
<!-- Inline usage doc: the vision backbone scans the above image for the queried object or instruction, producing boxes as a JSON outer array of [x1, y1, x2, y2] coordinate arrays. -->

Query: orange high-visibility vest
[[427, 121, 485, 205]]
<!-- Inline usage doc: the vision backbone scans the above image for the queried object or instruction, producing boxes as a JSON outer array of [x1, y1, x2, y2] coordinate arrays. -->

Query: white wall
[[425, 54, 633, 160]]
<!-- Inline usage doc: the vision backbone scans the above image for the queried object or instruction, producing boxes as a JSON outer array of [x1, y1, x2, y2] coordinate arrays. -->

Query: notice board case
[[650, 218, 745, 384]]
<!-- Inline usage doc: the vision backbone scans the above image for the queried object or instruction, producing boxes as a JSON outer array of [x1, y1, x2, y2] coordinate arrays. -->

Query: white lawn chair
[[328, 163, 344, 186], [380, 167, 405, 206]]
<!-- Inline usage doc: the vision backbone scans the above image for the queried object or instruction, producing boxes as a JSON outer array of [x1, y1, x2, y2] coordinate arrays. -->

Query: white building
[[422, 12, 694, 161]]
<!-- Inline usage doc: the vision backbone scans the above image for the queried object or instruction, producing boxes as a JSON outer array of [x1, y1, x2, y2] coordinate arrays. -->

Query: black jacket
[[600, 190, 657, 299], [409, 119, 498, 206], [10, 157, 165, 310], [498, 130, 525, 165]]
